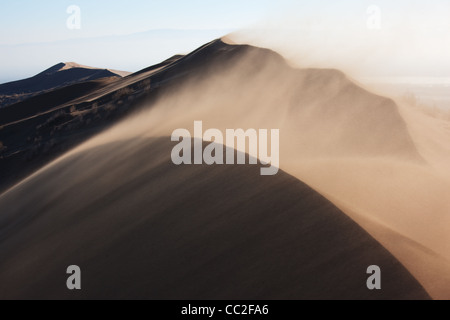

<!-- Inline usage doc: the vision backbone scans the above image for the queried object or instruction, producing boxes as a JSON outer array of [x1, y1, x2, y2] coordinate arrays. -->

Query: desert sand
[[0, 38, 448, 299], [0, 138, 428, 299]]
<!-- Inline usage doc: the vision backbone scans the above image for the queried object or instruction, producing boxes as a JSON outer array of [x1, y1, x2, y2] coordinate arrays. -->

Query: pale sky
[[1, 0, 449, 83], [0, 0, 275, 45]]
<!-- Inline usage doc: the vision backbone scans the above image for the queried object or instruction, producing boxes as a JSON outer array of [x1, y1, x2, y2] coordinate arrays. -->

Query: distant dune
[[0, 62, 130, 108], [0, 38, 449, 299], [0, 138, 429, 299]]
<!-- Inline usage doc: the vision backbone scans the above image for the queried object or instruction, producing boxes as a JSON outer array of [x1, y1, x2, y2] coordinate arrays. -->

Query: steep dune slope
[[0, 138, 429, 299]]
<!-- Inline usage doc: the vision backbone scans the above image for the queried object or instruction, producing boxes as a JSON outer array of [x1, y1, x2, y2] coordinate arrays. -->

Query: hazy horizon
[[2, 0, 450, 83]]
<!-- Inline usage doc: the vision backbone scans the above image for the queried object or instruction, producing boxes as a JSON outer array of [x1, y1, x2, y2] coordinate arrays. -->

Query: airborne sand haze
[[0, 138, 429, 299], [171, 121, 280, 175]]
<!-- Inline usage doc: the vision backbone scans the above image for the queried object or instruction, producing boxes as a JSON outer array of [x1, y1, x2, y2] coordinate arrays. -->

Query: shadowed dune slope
[[0, 78, 118, 126], [0, 138, 429, 300], [0, 62, 128, 108]]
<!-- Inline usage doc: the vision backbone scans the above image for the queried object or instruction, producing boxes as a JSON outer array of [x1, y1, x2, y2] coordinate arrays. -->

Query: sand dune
[[65, 39, 449, 298], [0, 38, 449, 299], [0, 138, 428, 299], [78, 39, 421, 160], [0, 62, 129, 108]]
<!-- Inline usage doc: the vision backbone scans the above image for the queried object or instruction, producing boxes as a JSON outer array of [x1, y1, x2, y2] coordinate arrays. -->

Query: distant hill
[[0, 62, 130, 107]]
